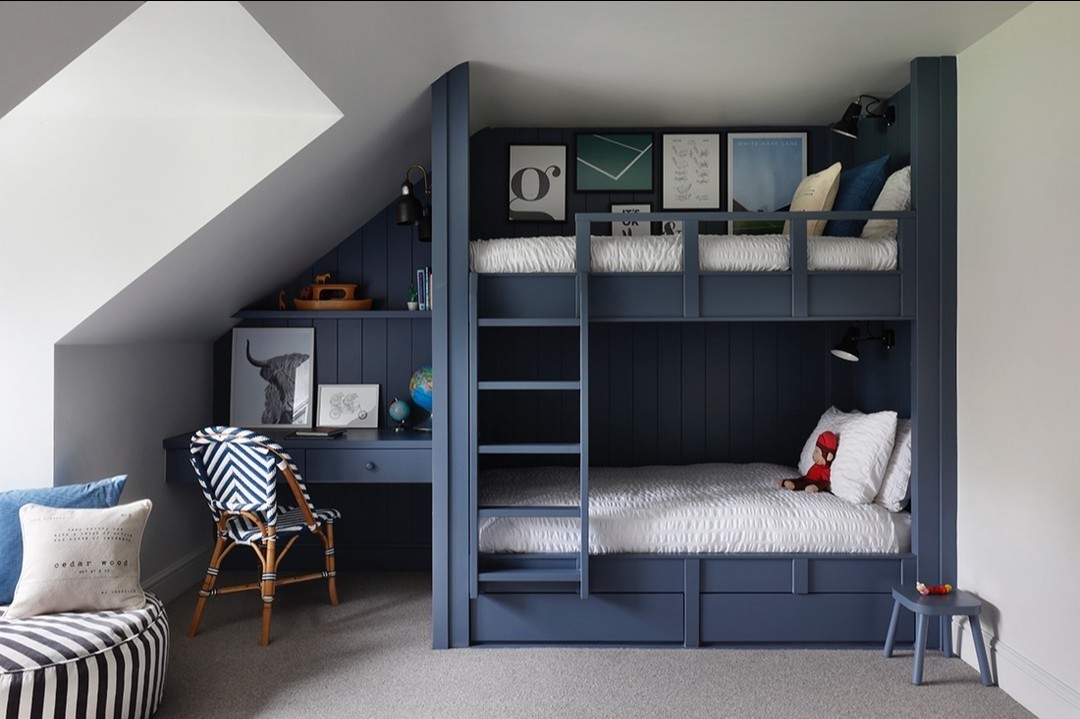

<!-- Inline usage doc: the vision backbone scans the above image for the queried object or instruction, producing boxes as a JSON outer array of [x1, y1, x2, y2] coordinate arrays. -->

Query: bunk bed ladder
[[469, 271, 590, 599]]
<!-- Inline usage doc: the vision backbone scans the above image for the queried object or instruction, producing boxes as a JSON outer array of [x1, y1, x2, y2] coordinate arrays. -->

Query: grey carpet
[[158, 572, 1032, 719]]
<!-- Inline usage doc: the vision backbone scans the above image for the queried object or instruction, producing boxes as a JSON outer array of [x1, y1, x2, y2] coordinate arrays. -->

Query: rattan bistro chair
[[187, 426, 340, 646]]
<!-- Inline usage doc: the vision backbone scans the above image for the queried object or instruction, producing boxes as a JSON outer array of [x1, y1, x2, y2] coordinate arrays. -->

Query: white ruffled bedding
[[478, 463, 911, 555], [468, 234, 898, 273]]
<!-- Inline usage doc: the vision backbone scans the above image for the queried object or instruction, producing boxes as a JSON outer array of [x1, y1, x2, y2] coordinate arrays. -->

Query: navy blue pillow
[[0, 475, 127, 604], [824, 155, 890, 237]]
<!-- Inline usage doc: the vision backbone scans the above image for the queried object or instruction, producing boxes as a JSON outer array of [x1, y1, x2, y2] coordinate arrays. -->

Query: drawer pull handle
[[365, 462, 376, 471]]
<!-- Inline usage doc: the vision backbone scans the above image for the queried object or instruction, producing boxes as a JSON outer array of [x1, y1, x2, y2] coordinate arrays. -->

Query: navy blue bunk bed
[[429, 58, 956, 649]]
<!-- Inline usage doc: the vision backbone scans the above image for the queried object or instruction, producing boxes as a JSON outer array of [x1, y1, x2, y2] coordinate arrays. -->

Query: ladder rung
[[479, 506, 580, 518], [478, 381, 581, 391], [478, 443, 581, 454], [478, 569, 581, 583], [478, 318, 580, 327]]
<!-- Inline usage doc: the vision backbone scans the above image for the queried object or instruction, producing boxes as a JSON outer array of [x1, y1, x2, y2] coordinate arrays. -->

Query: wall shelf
[[232, 309, 433, 320]]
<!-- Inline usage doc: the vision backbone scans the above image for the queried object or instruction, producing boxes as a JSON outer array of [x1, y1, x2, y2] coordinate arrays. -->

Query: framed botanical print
[[508, 145, 566, 222], [662, 133, 721, 210]]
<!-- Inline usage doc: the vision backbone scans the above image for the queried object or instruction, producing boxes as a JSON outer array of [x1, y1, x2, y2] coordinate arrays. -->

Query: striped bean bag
[[0, 592, 168, 718]]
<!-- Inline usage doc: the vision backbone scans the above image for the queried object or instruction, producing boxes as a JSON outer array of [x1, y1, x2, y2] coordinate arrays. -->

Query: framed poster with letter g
[[508, 145, 566, 222]]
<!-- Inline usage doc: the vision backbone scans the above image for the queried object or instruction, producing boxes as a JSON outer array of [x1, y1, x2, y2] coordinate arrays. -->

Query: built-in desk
[[163, 429, 433, 484]]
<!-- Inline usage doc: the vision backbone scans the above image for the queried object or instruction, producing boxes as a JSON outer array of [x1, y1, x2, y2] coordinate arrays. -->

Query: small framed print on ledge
[[317, 384, 380, 428]]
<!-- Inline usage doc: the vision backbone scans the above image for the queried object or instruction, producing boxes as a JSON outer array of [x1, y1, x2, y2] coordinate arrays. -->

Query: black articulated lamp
[[395, 163, 432, 242], [831, 95, 896, 139], [831, 324, 895, 362]]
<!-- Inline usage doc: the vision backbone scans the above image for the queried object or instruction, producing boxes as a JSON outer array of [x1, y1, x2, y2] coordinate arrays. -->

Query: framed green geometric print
[[575, 133, 654, 192]]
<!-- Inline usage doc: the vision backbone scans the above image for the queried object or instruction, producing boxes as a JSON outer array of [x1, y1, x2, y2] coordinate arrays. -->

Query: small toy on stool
[[916, 582, 952, 595]]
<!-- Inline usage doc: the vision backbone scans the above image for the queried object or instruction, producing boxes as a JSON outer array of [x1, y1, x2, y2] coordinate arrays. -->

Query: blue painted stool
[[883, 585, 993, 686]]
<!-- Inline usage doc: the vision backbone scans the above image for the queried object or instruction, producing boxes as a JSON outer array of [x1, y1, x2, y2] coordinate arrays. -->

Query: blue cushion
[[824, 154, 890, 237], [0, 475, 126, 604]]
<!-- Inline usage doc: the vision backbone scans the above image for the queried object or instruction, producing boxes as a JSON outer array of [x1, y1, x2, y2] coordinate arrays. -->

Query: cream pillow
[[783, 162, 841, 236], [875, 418, 912, 512], [798, 407, 897, 504], [861, 166, 911, 239], [5, 499, 151, 618]]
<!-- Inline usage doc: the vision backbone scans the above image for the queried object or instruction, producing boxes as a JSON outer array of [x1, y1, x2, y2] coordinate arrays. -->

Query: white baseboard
[[954, 618, 1080, 719], [143, 547, 208, 604]]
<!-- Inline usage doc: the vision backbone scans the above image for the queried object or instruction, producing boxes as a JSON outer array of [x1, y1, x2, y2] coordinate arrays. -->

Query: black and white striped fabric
[[189, 426, 339, 544], [0, 592, 168, 718]]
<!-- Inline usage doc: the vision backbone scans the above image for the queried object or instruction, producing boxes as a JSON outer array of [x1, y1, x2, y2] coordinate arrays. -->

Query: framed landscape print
[[575, 133, 654, 192], [508, 145, 566, 222], [230, 327, 314, 429], [662, 133, 720, 210], [727, 132, 807, 234]]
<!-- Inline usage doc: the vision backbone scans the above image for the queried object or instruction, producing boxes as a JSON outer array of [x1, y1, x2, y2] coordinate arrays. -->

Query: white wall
[[54, 343, 212, 600], [0, 0, 340, 490], [957, 3, 1080, 716]]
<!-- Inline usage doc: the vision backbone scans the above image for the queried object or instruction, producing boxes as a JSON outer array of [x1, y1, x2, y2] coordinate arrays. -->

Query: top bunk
[[468, 90, 917, 322]]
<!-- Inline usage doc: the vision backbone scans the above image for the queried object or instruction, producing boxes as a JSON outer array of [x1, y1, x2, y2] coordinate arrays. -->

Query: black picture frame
[[508, 144, 567, 222], [575, 132, 654, 192]]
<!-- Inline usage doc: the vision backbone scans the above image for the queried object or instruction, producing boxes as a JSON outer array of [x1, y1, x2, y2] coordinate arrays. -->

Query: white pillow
[[783, 162, 841, 236], [5, 500, 151, 619], [861, 166, 911, 239], [798, 407, 898, 504], [875, 418, 912, 512]]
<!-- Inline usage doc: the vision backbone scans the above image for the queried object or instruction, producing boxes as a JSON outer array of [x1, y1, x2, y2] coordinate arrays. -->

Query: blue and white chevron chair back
[[189, 426, 317, 533]]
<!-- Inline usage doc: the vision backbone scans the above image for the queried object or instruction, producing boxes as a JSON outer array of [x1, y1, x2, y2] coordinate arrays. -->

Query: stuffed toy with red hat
[[776, 431, 838, 493]]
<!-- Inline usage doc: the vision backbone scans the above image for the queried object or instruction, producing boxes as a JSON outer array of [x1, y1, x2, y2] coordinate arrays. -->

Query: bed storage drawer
[[472, 593, 683, 644], [305, 448, 431, 483], [700, 593, 910, 644]]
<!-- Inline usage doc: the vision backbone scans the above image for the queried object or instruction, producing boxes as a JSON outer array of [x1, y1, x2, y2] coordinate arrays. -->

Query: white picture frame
[[508, 144, 566, 222], [317, 384, 379, 428], [230, 327, 314, 429], [662, 133, 721, 210], [611, 203, 651, 237]]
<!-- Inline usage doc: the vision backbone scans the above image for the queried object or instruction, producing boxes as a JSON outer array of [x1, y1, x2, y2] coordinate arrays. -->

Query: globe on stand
[[409, 365, 433, 431], [388, 398, 411, 432]]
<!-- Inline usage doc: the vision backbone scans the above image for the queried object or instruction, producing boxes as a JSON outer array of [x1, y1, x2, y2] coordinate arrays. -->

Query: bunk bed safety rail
[[572, 210, 915, 320]]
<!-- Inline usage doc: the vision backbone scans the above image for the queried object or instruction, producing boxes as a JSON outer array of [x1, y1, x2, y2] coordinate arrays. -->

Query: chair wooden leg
[[325, 522, 339, 606], [189, 533, 227, 638], [260, 536, 277, 647]]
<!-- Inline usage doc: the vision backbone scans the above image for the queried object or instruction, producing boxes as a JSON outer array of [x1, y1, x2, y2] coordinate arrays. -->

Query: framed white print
[[662, 134, 720, 210], [727, 132, 807, 234], [508, 145, 566, 222], [230, 327, 314, 429], [317, 384, 379, 428], [611, 203, 651, 237]]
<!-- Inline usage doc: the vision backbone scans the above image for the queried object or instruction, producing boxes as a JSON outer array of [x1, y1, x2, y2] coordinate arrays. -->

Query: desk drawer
[[306, 449, 431, 484]]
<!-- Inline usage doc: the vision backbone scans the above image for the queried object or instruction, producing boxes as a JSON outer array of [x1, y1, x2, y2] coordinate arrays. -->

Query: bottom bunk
[[473, 461, 916, 647]]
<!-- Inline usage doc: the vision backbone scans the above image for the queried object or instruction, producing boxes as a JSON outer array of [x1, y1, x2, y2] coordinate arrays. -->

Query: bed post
[[910, 56, 957, 652], [431, 62, 471, 648]]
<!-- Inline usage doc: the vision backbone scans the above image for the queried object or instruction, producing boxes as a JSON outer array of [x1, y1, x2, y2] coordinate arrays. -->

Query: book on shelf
[[288, 427, 347, 439], [416, 266, 433, 311]]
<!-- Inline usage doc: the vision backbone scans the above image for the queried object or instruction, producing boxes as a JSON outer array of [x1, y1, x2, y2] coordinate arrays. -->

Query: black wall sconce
[[831, 324, 895, 362], [831, 95, 896, 139], [395, 163, 431, 242]]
